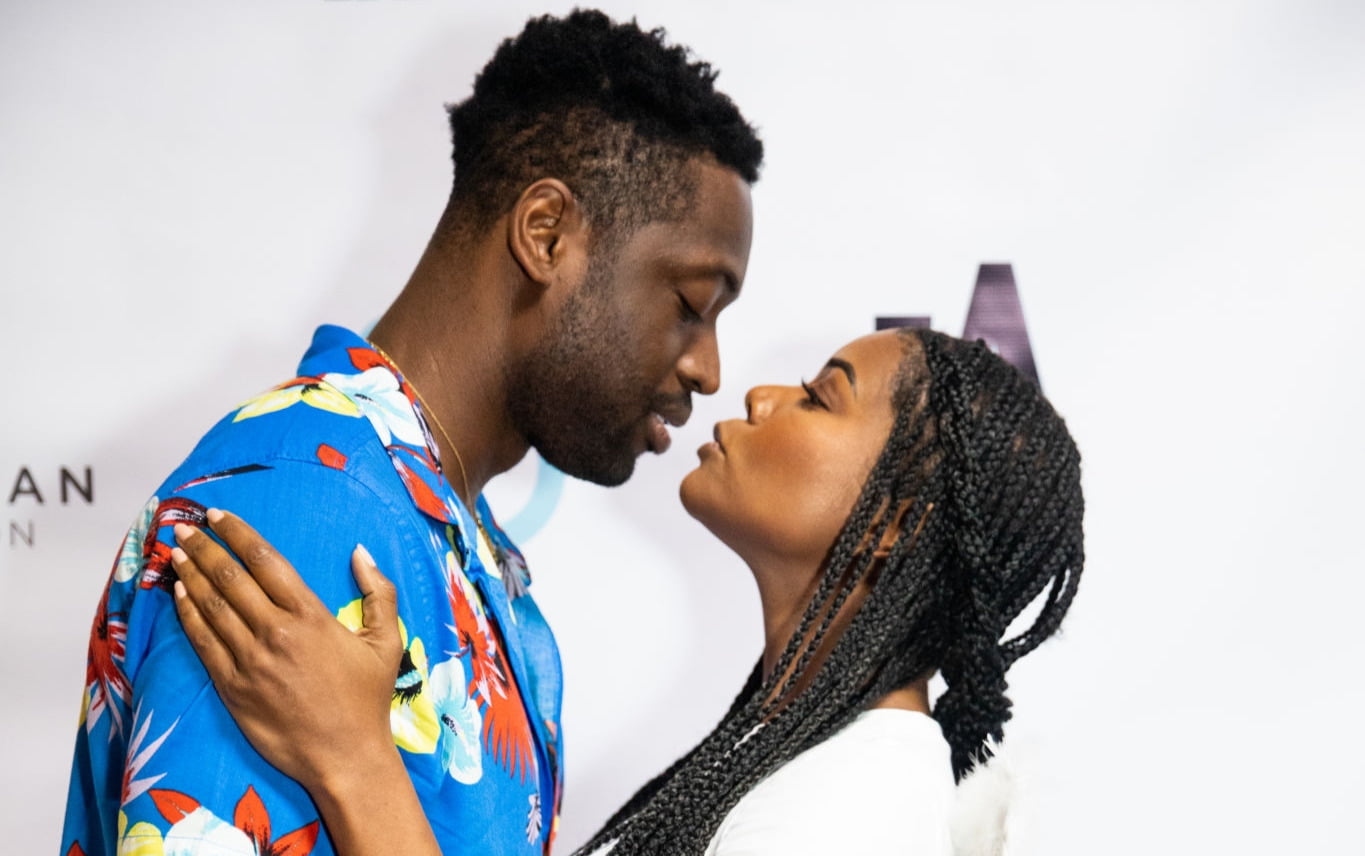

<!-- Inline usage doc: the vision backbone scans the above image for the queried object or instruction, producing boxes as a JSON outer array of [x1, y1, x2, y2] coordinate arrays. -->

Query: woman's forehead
[[828, 330, 912, 388]]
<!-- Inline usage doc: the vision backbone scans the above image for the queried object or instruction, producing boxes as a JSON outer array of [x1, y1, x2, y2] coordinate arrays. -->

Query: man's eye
[[676, 294, 703, 323]]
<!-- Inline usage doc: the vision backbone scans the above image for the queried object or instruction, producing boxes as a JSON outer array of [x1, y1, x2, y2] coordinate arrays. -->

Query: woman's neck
[[749, 555, 933, 715], [747, 554, 825, 680], [873, 679, 931, 714]]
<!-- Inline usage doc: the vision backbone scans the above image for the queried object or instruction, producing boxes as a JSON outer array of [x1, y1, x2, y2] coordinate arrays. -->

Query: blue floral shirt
[[62, 325, 564, 856]]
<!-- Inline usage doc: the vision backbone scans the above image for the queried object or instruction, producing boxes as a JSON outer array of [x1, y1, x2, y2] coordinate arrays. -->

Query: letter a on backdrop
[[876, 263, 1040, 387]]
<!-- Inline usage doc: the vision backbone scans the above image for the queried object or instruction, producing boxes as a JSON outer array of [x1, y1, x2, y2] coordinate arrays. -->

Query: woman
[[170, 327, 1083, 855]]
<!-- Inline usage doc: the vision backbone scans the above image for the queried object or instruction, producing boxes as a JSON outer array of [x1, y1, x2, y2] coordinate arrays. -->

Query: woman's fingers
[[351, 545, 403, 662], [204, 509, 318, 614], [170, 538, 261, 659], [173, 521, 280, 634], [172, 578, 241, 681]]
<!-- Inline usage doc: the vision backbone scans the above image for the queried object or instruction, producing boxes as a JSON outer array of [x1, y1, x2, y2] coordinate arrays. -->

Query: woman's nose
[[744, 385, 784, 423]]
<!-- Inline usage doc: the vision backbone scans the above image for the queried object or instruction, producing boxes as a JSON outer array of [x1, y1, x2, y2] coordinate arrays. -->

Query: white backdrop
[[4, 0, 1365, 852]]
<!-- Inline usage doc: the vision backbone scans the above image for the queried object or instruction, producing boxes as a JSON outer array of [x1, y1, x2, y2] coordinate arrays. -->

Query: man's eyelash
[[677, 294, 703, 323]]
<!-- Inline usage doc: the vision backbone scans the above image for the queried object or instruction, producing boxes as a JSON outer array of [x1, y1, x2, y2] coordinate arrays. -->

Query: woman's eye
[[801, 380, 826, 409]]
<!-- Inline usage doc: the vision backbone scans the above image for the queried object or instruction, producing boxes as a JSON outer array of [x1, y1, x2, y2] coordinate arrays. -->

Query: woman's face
[[680, 330, 907, 568]]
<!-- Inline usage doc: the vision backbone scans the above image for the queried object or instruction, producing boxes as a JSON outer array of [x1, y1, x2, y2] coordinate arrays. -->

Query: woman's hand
[[170, 508, 404, 795]]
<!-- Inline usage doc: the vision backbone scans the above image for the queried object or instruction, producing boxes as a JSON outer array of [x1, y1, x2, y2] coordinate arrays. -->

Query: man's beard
[[505, 284, 651, 487]]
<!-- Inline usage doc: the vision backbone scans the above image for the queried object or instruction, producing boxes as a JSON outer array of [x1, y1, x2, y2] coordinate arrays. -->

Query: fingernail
[[170, 546, 188, 566], [173, 580, 186, 599], [354, 543, 375, 568], [206, 508, 225, 525], [173, 523, 195, 544]]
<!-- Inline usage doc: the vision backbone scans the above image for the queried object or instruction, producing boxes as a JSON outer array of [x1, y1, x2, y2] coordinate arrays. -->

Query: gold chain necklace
[[367, 341, 476, 511]]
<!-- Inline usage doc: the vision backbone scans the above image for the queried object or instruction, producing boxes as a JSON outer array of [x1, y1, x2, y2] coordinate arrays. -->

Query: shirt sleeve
[[61, 456, 432, 856], [706, 727, 955, 856]]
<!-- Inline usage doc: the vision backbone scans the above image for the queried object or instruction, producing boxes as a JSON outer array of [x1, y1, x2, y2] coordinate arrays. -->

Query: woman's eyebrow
[[825, 358, 856, 392]]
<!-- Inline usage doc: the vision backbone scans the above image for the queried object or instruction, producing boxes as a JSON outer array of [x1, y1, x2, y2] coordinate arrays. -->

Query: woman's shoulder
[[707, 710, 955, 856], [772, 709, 953, 799], [830, 707, 950, 749]]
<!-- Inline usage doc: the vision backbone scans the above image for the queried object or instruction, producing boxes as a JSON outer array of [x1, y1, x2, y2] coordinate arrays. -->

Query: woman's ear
[[507, 178, 588, 288]]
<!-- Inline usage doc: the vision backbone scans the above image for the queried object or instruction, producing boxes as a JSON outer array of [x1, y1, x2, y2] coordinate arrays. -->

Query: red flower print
[[151, 789, 201, 824], [139, 498, 208, 592], [316, 444, 347, 471], [235, 785, 320, 856], [86, 584, 130, 737], [447, 569, 536, 783], [348, 347, 418, 407], [392, 449, 450, 520], [347, 348, 386, 373], [152, 786, 320, 856]]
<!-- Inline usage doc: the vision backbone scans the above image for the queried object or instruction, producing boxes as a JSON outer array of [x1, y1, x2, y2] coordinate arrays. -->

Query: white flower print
[[428, 658, 483, 785], [321, 367, 425, 447]]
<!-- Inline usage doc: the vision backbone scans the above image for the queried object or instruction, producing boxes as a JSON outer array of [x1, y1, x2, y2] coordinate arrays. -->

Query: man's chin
[[536, 443, 637, 488]]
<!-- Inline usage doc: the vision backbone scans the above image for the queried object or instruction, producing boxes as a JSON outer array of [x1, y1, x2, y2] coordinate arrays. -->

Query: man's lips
[[654, 400, 691, 429], [647, 412, 672, 454], [646, 400, 691, 455]]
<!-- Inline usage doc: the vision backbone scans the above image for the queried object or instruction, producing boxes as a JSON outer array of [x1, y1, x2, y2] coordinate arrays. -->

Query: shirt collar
[[297, 325, 482, 560]]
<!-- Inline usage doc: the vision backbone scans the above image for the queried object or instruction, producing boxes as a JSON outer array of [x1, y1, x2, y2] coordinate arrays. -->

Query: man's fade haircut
[[444, 8, 763, 245]]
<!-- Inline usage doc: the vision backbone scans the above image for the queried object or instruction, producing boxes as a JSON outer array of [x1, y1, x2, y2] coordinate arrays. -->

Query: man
[[61, 9, 761, 856]]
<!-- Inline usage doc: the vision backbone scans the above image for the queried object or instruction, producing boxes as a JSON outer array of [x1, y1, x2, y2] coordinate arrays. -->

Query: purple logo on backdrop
[[877, 263, 1040, 387]]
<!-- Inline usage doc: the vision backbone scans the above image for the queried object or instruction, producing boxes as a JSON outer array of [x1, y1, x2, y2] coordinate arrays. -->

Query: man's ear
[[507, 178, 588, 288]]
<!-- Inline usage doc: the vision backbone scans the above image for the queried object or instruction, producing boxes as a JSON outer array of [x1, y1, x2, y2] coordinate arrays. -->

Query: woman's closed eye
[[801, 380, 827, 410]]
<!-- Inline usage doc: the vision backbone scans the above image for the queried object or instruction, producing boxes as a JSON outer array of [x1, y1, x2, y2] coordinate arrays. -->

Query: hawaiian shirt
[[61, 325, 564, 856]]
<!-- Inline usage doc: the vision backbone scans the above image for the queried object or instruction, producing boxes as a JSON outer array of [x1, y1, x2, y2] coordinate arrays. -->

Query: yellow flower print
[[117, 810, 164, 856], [233, 379, 360, 423], [336, 599, 439, 754]]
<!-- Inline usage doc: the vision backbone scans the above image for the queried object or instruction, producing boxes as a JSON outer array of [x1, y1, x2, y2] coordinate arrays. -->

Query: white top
[[704, 708, 955, 855], [593, 709, 955, 856]]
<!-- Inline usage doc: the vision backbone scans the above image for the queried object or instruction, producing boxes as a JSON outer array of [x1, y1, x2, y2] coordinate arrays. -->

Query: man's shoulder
[[161, 376, 395, 497]]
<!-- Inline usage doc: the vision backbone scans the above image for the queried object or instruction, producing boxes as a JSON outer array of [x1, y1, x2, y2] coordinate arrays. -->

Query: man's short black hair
[[445, 8, 763, 240]]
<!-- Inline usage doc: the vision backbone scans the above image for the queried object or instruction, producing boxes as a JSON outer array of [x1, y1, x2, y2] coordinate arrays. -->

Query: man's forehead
[[653, 165, 752, 271]]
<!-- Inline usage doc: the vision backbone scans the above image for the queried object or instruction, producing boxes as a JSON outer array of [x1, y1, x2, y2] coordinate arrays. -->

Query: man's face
[[508, 159, 754, 486]]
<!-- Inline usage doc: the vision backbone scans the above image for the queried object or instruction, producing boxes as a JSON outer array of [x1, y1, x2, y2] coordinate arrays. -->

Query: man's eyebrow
[[825, 357, 856, 392], [667, 260, 740, 296]]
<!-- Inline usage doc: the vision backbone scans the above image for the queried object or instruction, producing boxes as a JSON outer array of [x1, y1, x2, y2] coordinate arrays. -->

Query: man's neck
[[367, 251, 531, 508]]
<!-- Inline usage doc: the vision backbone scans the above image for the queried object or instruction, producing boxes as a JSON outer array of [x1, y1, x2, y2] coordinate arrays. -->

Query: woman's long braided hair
[[577, 328, 1084, 856]]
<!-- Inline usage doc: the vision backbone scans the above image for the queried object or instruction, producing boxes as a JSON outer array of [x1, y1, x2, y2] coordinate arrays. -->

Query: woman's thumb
[[351, 544, 400, 652]]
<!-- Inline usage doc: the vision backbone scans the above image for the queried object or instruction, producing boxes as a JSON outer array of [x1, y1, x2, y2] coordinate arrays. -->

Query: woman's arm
[[170, 509, 444, 856]]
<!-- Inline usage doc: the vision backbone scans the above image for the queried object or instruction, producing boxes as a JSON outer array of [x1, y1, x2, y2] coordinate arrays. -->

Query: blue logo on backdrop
[[500, 458, 565, 545]]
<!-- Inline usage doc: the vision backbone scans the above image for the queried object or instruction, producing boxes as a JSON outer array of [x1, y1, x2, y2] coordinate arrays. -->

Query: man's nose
[[677, 325, 720, 396]]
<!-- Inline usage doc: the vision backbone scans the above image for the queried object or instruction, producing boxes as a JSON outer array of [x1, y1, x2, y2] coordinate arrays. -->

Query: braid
[[924, 333, 1083, 778], [576, 329, 1084, 853]]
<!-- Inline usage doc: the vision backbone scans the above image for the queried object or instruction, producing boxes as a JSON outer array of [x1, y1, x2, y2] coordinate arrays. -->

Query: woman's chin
[[678, 469, 704, 518], [679, 469, 722, 530]]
